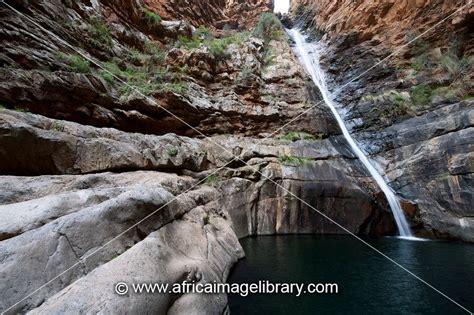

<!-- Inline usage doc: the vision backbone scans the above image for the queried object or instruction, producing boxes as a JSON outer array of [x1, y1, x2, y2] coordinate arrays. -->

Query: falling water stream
[[288, 29, 414, 238]]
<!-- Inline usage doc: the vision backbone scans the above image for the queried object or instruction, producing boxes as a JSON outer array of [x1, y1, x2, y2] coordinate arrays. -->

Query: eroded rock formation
[[1, 0, 472, 313], [144, 0, 272, 29], [290, 0, 474, 241]]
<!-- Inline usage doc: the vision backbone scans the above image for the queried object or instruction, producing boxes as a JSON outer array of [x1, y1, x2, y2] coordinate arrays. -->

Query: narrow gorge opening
[[274, 0, 290, 14]]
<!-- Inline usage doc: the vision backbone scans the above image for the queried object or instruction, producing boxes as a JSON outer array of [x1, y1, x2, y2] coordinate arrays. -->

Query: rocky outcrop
[[0, 108, 393, 236], [144, 0, 272, 29], [0, 105, 395, 312], [28, 211, 242, 314], [290, 0, 473, 241], [0, 0, 330, 137], [291, 0, 473, 47], [374, 101, 474, 241], [0, 171, 243, 313]]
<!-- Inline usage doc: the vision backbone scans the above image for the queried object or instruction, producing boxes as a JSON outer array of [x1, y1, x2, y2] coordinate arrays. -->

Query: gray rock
[[27, 207, 243, 315], [0, 171, 221, 313]]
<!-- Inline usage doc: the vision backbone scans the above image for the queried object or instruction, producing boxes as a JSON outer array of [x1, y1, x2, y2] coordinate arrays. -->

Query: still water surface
[[228, 235, 474, 314]]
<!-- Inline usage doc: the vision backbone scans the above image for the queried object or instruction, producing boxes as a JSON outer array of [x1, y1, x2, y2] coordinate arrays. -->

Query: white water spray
[[289, 29, 414, 238]]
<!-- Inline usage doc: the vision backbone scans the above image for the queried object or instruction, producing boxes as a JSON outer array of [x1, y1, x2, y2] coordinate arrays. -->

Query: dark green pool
[[228, 235, 474, 314]]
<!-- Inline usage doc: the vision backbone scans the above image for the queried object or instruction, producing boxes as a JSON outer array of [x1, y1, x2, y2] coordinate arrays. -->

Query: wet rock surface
[[290, 0, 473, 241]]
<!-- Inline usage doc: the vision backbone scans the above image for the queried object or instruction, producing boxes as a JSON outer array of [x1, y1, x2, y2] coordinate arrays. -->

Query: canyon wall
[[1, 0, 472, 313], [290, 0, 474, 241], [0, 0, 396, 313], [291, 0, 473, 45], [144, 0, 272, 29]]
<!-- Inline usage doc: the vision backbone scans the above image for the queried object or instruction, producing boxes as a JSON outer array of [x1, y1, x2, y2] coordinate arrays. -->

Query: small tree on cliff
[[254, 12, 284, 43]]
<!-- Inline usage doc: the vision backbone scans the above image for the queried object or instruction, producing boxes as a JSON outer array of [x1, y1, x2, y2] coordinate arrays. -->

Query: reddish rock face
[[290, 0, 473, 46], [289, 0, 474, 242], [144, 0, 273, 29]]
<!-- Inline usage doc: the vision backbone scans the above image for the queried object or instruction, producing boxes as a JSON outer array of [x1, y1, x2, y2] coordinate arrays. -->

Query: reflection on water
[[228, 235, 474, 314]]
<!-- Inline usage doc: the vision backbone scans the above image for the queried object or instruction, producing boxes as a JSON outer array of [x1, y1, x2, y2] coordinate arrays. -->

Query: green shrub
[[195, 26, 213, 39], [127, 48, 149, 64], [119, 79, 159, 98], [144, 42, 165, 63], [116, 65, 157, 97], [279, 131, 317, 141], [166, 146, 179, 156], [98, 61, 126, 84], [254, 13, 284, 42], [410, 84, 433, 107], [143, 9, 162, 26], [176, 35, 201, 49], [99, 70, 115, 84], [204, 174, 222, 186], [236, 65, 254, 84], [117, 64, 187, 98], [209, 39, 228, 60], [89, 20, 113, 49], [408, 45, 472, 89], [91, 42, 188, 98], [432, 85, 463, 100], [264, 55, 276, 65], [103, 61, 123, 75], [15, 107, 29, 113], [405, 31, 430, 56], [68, 54, 89, 72], [222, 31, 250, 45], [278, 155, 311, 166], [263, 50, 276, 66], [51, 121, 65, 132], [440, 52, 471, 80], [410, 55, 433, 71], [163, 82, 186, 94], [175, 29, 249, 63], [393, 94, 406, 106], [58, 53, 91, 73]]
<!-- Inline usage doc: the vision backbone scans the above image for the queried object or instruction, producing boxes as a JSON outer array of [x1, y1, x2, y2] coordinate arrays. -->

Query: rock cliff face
[[0, 0, 398, 313], [290, 0, 474, 241], [291, 0, 473, 46], [1, 0, 471, 313], [144, 0, 272, 29]]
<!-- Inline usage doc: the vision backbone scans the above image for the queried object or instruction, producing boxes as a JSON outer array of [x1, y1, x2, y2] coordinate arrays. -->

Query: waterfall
[[288, 29, 414, 238]]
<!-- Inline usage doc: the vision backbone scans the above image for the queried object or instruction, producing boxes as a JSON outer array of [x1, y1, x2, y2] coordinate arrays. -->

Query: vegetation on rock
[[166, 146, 179, 157], [176, 29, 249, 60], [253, 13, 284, 43], [361, 36, 472, 126], [278, 155, 312, 166], [143, 9, 162, 26], [279, 131, 320, 141], [204, 174, 222, 186], [51, 121, 65, 132], [88, 19, 113, 50], [58, 53, 91, 73]]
